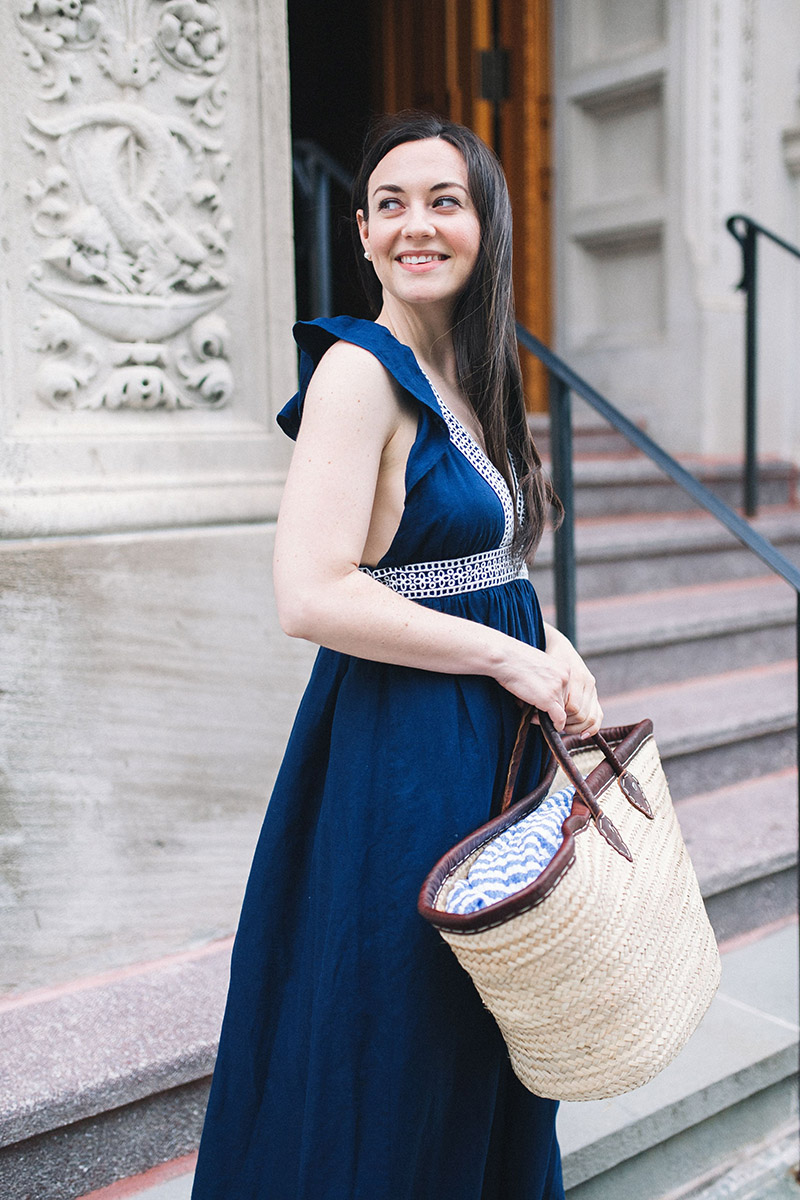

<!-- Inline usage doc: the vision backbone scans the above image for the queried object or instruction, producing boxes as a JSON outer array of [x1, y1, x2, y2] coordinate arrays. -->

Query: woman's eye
[[434, 196, 460, 208], [377, 198, 402, 211]]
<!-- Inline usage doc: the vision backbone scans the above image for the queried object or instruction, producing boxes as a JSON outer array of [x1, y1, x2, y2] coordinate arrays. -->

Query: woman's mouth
[[396, 253, 449, 271]]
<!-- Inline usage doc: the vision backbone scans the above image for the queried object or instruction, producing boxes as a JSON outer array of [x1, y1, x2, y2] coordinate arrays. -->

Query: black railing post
[[548, 373, 577, 646], [293, 141, 353, 320], [743, 223, 759, 517], [726, 214, 800, 516], [726, 216, 760, 517]]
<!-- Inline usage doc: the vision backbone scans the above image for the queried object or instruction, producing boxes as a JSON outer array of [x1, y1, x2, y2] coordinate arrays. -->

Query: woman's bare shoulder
[[306, 338, 402, 409]]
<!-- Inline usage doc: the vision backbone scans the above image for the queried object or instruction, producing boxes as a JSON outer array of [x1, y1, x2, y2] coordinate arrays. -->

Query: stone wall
[[0, 526, 315, 995], [0, 0, 310, 997]]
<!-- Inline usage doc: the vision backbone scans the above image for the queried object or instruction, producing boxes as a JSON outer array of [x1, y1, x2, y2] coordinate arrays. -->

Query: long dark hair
[[351, 111, 560, 557]]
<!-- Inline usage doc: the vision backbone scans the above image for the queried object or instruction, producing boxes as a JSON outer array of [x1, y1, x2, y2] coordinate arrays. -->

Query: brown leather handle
[[500, 703, 537, 813], [593, 730, 653, 817], [501, 708, 649, 861]]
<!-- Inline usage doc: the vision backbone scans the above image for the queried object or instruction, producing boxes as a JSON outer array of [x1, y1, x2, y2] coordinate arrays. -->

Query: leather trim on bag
[[417, 720, 654, 934]]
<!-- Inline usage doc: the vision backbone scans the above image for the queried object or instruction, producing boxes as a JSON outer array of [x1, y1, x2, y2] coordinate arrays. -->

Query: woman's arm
[[274, 341, 574, 729]]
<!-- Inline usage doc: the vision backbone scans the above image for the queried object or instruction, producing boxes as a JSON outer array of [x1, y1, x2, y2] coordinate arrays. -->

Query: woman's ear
[[356, 209, 369, 255]]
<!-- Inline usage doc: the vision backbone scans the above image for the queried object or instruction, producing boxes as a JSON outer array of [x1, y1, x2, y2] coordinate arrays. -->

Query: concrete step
[[677, 770, 798, 942], [554, 457, 798, 518], [1, 822, 794, 1200], [129, 934, 796, 1200], [657, 1124, 799, 1198], [529, 508, 800, 603], [565, 576, 797, 693], [600, 659, 797, 800], [559, 921, 799, 1200], [0, 944, 228, 1199]]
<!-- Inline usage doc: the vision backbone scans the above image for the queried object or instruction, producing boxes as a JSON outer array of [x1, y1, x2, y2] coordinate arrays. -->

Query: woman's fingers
[[519, 657, 570, 730], [495, 642, 577, 731], [564, 691, 603, 737], [535, 624, 605, 738], [535, 700, 568, 732], [568, 709, 603, 738], [561, 686, 602, 736]]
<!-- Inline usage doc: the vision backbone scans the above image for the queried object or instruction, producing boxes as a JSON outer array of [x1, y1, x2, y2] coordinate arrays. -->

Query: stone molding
[[781, 62, 800, 177]]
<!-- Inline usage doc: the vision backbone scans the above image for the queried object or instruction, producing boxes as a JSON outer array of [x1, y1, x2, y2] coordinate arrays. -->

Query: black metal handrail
[[293, 140, 353, 319], [726, 214, 800, 517], [517, 320, 800, 625]]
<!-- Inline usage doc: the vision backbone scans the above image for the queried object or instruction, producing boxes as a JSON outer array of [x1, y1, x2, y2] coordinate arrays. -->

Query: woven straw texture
[[435, 735, 721, 1101]]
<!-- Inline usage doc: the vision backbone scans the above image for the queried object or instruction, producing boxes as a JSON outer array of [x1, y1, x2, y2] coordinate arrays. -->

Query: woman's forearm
[[279, 566, 507, 674], [276, 566, 571, 723]]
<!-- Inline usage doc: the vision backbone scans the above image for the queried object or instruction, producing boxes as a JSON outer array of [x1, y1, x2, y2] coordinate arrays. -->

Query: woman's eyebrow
[[372, 181, 469, 197]]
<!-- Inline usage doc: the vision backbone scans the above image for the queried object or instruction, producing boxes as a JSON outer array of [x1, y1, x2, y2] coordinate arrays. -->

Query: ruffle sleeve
[[277, 317, 451, 494]]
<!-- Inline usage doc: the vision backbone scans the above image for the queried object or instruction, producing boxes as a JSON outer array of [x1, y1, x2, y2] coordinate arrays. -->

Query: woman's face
[[357, 138, 481, 315]]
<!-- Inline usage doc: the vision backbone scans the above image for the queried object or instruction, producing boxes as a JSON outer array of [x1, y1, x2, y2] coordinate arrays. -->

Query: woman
[[192, 113, 601, 1200]]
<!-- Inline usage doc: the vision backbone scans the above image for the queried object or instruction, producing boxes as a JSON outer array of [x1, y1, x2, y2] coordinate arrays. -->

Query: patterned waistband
[[360, 546, 528, 600]]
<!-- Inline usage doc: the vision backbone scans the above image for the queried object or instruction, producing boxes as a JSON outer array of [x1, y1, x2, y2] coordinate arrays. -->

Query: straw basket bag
[[418, 709, 721, 1102]]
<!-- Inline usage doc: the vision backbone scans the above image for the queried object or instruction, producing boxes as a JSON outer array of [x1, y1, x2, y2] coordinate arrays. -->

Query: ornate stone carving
[[31, 307, 100, 408], [155, 0, 227, 73], [30, 306, 232, 410], [18, 0, 234, 411], [17, 0, 104, 102]]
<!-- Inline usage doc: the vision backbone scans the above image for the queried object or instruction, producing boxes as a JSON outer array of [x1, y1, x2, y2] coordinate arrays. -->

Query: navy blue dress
[[192, 317, 564, 1200]]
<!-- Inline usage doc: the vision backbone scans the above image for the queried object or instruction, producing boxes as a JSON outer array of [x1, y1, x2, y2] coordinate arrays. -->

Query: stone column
[[0, 0, 315, 996]]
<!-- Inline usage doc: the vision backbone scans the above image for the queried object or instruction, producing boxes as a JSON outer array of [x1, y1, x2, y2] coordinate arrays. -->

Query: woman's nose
[[402, 205, 435, 238]]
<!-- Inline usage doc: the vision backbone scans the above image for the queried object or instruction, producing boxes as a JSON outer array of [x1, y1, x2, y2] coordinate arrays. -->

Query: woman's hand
[[492, 640, 571, 731], [542, 623, 603, 738]]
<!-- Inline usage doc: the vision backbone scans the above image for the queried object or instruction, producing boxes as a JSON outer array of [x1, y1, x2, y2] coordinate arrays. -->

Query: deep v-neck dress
[[191, 317, 564, 1200]]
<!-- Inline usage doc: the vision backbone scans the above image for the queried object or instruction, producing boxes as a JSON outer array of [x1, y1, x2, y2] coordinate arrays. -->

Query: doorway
[[287, 0, 552, 408]]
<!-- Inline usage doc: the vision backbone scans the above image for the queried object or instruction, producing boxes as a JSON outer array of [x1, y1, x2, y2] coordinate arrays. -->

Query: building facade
[[1, 0, 799, 995]]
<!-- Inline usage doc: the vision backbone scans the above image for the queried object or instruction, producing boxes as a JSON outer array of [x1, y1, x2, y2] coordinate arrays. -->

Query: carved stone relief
[[17, 0, 234, 410]]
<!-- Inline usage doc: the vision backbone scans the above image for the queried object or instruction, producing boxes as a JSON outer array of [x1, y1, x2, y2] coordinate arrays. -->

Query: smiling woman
[[356, 139, 481, 313], [191, 112, 600, 1200]]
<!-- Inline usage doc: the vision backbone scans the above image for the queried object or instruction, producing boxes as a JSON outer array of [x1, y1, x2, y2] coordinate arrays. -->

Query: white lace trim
[[425, 379, 524, 545], [360, 377, 529, 599], [361, 547, 528, 600]]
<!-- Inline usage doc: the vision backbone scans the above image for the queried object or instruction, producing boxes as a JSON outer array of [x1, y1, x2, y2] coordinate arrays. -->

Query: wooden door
[[377, 0, 552, 410]]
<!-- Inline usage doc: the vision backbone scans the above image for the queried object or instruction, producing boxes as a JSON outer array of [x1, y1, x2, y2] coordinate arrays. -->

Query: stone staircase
[[529, 412, 800, 1199], [2, 416, 798, 1200]]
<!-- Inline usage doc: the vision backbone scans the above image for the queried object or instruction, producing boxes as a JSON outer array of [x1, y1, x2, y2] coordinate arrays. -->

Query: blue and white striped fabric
[[445, 785, 576, 914]]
